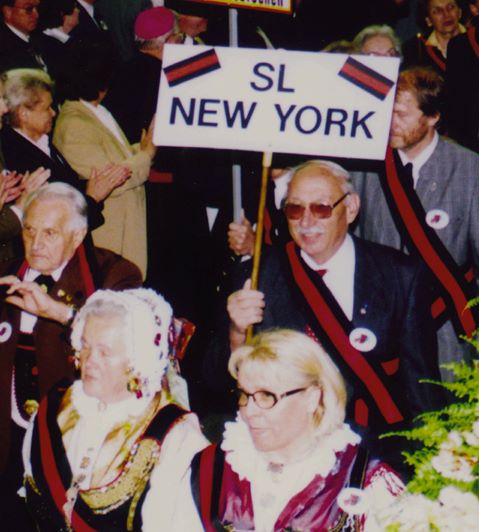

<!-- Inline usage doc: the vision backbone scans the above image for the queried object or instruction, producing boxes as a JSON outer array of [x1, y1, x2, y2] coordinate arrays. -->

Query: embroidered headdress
[[70, 288, 173, 398]]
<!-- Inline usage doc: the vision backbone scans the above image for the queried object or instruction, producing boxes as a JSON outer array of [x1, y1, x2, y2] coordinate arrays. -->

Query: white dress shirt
[[398, 131, 439, 188], [301, 233, 355, 320]]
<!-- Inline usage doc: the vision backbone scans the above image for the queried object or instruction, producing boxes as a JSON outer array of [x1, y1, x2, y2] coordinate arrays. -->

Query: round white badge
[[337, 487, 370, 515], [349, 327, 377, 352], [426, 209, 449, 230], [0, 322, 12, 343]]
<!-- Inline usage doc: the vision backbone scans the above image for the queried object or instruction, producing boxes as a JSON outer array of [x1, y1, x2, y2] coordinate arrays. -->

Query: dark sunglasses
[[283, 192, 350, 220]]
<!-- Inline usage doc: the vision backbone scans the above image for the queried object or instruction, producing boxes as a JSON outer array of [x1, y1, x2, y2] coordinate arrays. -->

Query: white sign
[[188, 0, 291, 14], [154, 45, 400, 160]]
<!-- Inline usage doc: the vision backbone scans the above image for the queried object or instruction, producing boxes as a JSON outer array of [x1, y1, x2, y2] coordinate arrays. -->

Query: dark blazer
[[445, 18, 479, 153], [0, 247, 142, 472], [206, 236, 441, 437], [1, 126, 104, 230], [70, 2, 111, 47], [0, 22, 46, 71]]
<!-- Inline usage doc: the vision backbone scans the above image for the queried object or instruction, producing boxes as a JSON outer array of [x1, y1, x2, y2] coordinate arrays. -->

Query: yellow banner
[[189, 0, 292, 15]]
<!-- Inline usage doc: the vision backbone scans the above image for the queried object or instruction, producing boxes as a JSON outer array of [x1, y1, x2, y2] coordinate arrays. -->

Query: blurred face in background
[[426, 0, 462, 37], [361, 34, 399, 57], [2, 0, 40, 34]]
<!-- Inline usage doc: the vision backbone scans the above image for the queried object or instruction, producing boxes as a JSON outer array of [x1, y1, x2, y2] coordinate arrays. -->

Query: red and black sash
[[283, 241, 404, 427], [467, 23, 479, 59], [29, 387, 186, 530], [418, 34, 446, 72], [381, 148, 477, 338], [190, 443, 241, 532]]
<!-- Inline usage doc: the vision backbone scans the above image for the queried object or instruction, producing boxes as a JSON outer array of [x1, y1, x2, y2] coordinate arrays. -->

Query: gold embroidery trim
[[25, 474, 42, 496], [79, 439, 160, 517]]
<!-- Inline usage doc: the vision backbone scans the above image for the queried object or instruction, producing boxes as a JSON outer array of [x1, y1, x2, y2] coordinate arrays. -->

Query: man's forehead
[[14, 0, 40, 7], [24, 199, 70, 225], [288, 169, 341, 196], [394, 89, 419, 107]]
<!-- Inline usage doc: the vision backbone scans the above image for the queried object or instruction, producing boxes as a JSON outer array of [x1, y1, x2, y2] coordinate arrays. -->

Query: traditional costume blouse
[[191, 416, 403, 531], [23, 380, 208, 531]]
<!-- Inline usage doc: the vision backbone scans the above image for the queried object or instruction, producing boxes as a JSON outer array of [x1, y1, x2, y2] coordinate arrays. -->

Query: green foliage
[[382, 361, 479, 500]]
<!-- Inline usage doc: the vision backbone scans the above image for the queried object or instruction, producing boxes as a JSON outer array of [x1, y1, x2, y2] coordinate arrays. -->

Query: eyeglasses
[[235, 387, 307, 410], [13, 5, 38, 13], [367, 49, 400, 57], [283, 192, 350, 220]]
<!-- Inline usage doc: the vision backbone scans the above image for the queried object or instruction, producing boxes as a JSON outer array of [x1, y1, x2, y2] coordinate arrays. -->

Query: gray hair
[[352, 24, 402, 58], [4, 69, 54, 127], [24, 182, 88, 231], [289, 159, 355, 196], [134, 30, 172, 51]]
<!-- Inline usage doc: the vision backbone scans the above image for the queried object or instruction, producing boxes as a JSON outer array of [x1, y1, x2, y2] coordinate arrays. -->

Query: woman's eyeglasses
[[283, 192, 350, 220], [235, 387, 307, 410]]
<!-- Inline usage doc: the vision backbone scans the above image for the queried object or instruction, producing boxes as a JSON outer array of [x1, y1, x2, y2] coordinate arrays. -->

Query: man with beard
[[351, 66, 479, 380]]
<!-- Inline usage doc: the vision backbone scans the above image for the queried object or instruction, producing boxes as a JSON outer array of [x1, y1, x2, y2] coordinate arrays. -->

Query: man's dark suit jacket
[[206, 236, 441, 444], [0, 247, 142, 472], [446, 17, 479, 153], [70, 2, 112, 48], [0, 22, 46, 71], [1, 125, 104, 230]]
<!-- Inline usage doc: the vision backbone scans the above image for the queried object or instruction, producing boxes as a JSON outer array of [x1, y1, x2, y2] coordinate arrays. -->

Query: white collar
[[5, 22, 29, 42], [43, 27, 70, 43], [13, 128, 51, 157], [77, 0, 94, 18], [221, 414, 360, 485], [301, 232, 353, 271], [24, 261, 67, 283], [398, 130, 439, 185]]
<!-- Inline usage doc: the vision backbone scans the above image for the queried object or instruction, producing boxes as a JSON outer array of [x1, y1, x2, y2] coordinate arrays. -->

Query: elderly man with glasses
[[207, 159, 442, 474]]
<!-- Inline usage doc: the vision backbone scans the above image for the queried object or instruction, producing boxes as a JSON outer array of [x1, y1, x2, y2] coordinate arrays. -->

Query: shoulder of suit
[[93, 246, 142, 284], [433, 136, 479, 166], [353, 236, 420, 270]]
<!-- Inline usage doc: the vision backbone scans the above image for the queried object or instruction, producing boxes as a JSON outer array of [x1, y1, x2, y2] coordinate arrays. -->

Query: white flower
[[448, 431, 463, 447], [438, 486, 479, 514], [431, 449, 475, 482], [473, 420, 479, 438], [462, 430, 479, 447]]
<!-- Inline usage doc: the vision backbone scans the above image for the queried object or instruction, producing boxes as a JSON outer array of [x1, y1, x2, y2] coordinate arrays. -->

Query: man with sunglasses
[[0, 0, 47, 71], [209, 159, 441, 471]]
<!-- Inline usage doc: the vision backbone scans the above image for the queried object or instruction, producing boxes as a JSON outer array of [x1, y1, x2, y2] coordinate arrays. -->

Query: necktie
[[403, 162, 414, 190], [317, 269, 327, 277]]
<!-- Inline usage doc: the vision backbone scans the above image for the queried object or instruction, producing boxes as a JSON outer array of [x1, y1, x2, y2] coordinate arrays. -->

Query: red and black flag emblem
[[164, 48, 221, 87], [338, 56, 395, 101]]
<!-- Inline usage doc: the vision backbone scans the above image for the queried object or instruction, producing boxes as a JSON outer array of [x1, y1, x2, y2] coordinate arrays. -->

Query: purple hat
[[134, 7, 175, 40]]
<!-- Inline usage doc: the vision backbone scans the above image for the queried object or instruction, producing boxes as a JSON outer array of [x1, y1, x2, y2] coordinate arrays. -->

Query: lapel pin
[[426, 209, 449, 230], [349, 327, 377, 352]]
